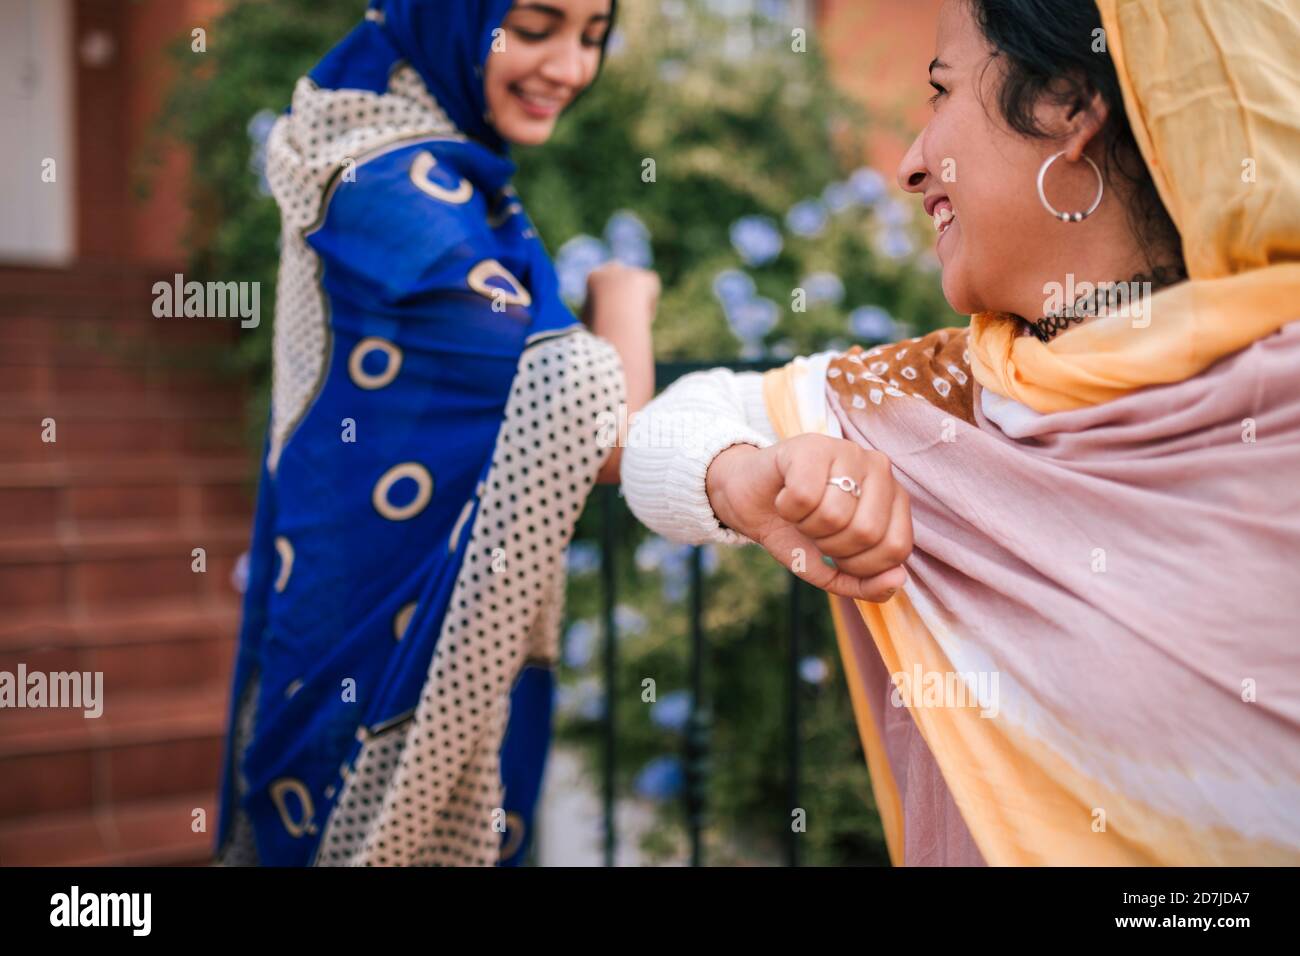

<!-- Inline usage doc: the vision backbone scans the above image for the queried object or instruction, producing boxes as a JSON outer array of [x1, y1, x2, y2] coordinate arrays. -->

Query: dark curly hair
[[967, 0, 1184, 271]]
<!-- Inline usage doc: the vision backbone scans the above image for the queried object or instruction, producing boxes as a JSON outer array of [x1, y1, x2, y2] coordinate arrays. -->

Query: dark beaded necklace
[[1025, 263, 1188, 343]]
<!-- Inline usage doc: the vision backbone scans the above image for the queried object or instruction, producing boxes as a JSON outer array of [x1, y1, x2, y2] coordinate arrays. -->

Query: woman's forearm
[[592, 311, 654, 483], [585, 264, 660, 484], [620, 367, 776, 543]]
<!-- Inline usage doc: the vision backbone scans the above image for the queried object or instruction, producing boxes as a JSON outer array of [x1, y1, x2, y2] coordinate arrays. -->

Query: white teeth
[[933, 206, 955, 233], [517, 90, 564, 110]]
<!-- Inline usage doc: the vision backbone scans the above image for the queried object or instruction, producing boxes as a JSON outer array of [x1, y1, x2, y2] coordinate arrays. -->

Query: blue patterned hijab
[[371, 0, 514, 152]]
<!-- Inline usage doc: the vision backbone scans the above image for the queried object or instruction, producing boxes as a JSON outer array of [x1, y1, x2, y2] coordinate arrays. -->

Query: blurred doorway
[[0, 0, 75, 265]]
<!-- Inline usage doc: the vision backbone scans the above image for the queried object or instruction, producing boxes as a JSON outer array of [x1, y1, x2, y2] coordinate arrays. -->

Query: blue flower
[[557, 677, 605, 722], [730, 216, 784, 267], [635, 535, 678, 573], [726, 296, 780, 347], [651, 690, 693, 732], [661, 564, 689, 603], [876, 198, 913, 228], [712, 269, 756, 308], [850, 166, 887, 207], [786, 199, 828, 238], [801, 271, 845, 307], [634, 756, 684, 801], [876, 227, 915, 260], [664, 543, 692, 589], [605, 210, 653, 268], [615, 604, 647, 636], [566, 540, 602, 577], [246, 108, 277, 147], [799, 656, 830, 685], [605, 209, 649, 246], [555, 234, 610, 306], [563, 619, 598, 670], [849, 305, 898, 342], [637, 539, 718, 604], [822, 181, 858, 214], [247, 109, 278, 197]]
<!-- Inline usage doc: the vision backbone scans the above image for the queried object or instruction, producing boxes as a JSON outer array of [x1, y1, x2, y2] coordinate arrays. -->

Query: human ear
[[1062, 88, 1108, 162]]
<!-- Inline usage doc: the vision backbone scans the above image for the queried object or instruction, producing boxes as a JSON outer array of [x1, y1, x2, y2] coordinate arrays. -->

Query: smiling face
[[484, 0, 612, 147], [896, 0, 1140, 322]]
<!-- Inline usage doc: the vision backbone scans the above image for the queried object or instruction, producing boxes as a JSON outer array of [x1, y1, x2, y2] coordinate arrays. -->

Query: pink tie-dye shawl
[[765, 321, 1300, 865]]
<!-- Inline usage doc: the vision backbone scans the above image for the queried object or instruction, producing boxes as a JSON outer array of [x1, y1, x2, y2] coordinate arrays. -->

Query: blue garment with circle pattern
[[216, 0, 608, 866]]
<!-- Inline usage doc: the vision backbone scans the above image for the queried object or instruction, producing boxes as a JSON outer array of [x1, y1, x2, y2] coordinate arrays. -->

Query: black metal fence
[[594, 360, 820, 866]]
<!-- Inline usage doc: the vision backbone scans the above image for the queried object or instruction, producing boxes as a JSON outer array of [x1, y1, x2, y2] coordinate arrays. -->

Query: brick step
[[0, 417, 248, 464], [0, 520, 252, 563], [0, 265, 251, 324], [0, 296, 176, 318], [0, 341, 240, 376], [0, 311, 240, 345], [0, 486, 252, 538], [0, 524, 250, 612], [0, 396, 243, 423], [0, 342, 239, 373], [0, 634, 235, 709], [0, 682, 230, 821], [0, 456, 255, 533], [0, 291, 177, 318], [0, 596, 241, 653], [1, 318, 240, 361], [0, 312, 244, 373], [0, 455, 253, 530], [0, 362, 240, 405], [0, 456, 253, 489], [0, 262, 186, 297], [0, 676, 231, 758], [0, 789, 219, 866], [0, 478, 252, 536]]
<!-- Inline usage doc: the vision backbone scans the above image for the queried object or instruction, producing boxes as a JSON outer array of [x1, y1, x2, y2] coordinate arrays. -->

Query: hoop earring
[[1037, 150, 1104, 223]]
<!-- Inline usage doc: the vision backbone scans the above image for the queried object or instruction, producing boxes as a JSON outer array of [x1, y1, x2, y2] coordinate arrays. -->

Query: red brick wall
[[74, 0, 222, 266], [817, 0, 944, 176]]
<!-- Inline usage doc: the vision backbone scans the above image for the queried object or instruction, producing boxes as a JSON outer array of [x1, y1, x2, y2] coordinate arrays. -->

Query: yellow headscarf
[[969, 0, 1300, 413]]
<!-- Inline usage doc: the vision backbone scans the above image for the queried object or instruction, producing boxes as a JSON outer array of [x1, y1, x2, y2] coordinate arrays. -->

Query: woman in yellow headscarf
[[621, 0, 1300, 865]]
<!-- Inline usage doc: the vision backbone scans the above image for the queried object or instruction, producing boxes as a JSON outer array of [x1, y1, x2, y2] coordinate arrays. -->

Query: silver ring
[[827, 476, 862, 499], [1036, 150, 1104, 223]]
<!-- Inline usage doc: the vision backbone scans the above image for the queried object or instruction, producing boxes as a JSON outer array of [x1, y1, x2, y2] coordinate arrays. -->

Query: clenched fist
[[705, 434, 913, 601]]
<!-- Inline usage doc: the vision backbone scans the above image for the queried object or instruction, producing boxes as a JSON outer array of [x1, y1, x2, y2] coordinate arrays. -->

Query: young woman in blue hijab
[[215, 0, 655, 866]]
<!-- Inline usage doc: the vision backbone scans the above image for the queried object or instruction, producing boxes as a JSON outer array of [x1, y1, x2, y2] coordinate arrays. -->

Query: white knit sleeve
[[620, 368, 777, 547]]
